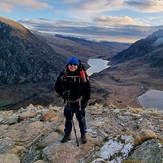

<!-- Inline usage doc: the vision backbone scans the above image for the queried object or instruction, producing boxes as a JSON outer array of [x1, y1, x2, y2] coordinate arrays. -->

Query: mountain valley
[[0, 16, 163, 163], [0, 16, 163, 110]]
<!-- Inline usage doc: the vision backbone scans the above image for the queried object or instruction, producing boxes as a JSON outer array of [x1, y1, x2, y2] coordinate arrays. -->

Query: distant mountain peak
[[0, 16, 34, 39], [111, 29, 163, 77], [152, 37, 163, 47], [146, 29, 163, 40]]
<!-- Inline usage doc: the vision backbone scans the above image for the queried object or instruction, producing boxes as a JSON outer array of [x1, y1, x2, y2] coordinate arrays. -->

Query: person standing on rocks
[[55, 56, 91, 144]]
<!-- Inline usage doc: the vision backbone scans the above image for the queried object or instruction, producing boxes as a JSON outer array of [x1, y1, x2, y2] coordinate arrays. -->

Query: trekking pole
[[71, 111, 79, 146], [64, 91, 79, 146], [68, 102, 79, 146]]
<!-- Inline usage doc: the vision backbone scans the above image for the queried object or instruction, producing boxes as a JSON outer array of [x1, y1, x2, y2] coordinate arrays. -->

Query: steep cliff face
[[0, 17, 66, 85]]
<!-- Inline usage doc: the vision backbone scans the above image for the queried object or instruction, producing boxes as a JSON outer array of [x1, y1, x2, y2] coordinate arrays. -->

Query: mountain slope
[[0, 16, 66, 85], [54, 34, 130, 59], [33, 32, 130, 62], [111, 29, 163, 76], [0, 17, 67, 109], [90, 30, 163, 109], [0, 17, 132, 109]]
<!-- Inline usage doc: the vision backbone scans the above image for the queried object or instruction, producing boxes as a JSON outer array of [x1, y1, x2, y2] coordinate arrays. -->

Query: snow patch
[[100, 139, 123, 159], [152, 37, 163, 47], [99, 135, 134, 162]]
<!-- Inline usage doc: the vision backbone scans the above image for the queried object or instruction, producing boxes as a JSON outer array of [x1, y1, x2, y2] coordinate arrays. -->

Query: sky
[[1, 0, 163, 43]]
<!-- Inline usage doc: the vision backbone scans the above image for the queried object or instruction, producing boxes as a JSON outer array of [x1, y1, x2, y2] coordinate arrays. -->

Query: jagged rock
[[40, 110, 57, 121], [128, 139, 163, 163], [0, 154, 20, 163], [42, 143, 79, 163], [2, 129, 23, 139], [4, 115, 18, 125], [0, 104, 162, 163], [0, 124, 8, 133], [38, 132, 60, 148], [18, 111, 37, 120], [91, 110, 103, 115], [42, 140, 95, 163], [26, 104, 36, 110], [20, 121, 44, 142], [0, 118, 4, 123], [34, 160, 45, 163], [7, 146, 26, 156], [0, 139, 15, 154], [98, 135, 134, 162]]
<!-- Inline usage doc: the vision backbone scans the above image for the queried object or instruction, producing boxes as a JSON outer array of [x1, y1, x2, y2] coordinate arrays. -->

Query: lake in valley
[[138, 89, 163, 110]]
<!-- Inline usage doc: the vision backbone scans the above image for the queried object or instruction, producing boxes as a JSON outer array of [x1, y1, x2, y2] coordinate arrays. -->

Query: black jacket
[[55, 68, 91, 102]]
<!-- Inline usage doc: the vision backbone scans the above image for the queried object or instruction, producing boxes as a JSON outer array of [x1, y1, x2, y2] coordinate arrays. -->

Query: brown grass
[[122, 160, 143, 163], [128, 131, 155, 146], [0, 16, 33, 38]]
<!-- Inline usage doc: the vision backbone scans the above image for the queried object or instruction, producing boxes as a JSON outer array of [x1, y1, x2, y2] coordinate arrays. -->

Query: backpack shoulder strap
[[78, 60, 86, 71]]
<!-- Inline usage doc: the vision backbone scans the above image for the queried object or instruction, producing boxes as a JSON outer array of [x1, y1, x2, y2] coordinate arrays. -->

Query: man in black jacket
[[55, 56, 91, 144]]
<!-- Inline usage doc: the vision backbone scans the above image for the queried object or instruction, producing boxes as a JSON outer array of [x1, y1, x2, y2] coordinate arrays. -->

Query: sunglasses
[[69, 63, 78, 66]]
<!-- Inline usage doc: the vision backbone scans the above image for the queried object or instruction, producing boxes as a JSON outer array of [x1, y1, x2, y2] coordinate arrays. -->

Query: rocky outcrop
[[0, 104, 162, 163], [128, 139, 162, 163]]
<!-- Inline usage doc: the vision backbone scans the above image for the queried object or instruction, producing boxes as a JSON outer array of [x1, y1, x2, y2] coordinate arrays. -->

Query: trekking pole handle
[[62, 90, 70, 103]]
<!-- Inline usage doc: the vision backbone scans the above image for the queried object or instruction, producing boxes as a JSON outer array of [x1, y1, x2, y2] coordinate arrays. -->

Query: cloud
[[74, 0, 163, 13], [2, 0, 163, 43], [57, 0, 163, 20], [124, 0, 163, 12], [54, 0, 163, 17], [0, 0, 51, 12], [64, 0, 124, 11], [0, 3, 13, 12], [93, 16, 148, 26], [1, 0, 163, 16], [58, 0, 81, 2], [60, 0, 125, 19], [19, 18, 160, 43], [143, 15, 163, 26], [50, 0, 163, 22]]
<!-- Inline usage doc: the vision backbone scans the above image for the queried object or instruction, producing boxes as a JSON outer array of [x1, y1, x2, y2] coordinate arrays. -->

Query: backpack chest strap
[[67, 96, 82, 110], [62, 75, 81, 83]]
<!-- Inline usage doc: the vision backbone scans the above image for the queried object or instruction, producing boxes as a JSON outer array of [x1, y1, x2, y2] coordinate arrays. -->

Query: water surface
[[138, 90, 163, 110], [87, 58, 110, 76]]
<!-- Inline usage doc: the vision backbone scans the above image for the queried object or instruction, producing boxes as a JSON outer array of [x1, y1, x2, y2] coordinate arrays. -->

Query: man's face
[[68, 64, 78, 72]]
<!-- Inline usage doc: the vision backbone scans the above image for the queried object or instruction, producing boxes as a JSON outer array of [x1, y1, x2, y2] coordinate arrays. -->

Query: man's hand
[[81, 99, 88, 108], [62, 90, 70, 100]]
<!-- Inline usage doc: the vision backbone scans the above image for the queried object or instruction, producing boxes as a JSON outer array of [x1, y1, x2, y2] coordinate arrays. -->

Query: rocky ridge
[[0, 104, 162, 163]]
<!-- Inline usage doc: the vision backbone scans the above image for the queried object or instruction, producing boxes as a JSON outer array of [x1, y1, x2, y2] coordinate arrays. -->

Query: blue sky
[[1, 0, 163, 43]]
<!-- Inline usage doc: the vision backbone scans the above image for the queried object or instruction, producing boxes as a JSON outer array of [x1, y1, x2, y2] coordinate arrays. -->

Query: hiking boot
[[61, 133, 71, 143], [81, 133, 87, 144]]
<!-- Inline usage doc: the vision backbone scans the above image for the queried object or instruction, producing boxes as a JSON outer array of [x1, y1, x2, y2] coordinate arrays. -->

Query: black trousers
[[64, 105, 87, 135]]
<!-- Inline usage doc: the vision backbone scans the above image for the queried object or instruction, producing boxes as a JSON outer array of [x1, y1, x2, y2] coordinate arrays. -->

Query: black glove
[[62, 90, 70, 100], [81, 99, 88, 108]]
